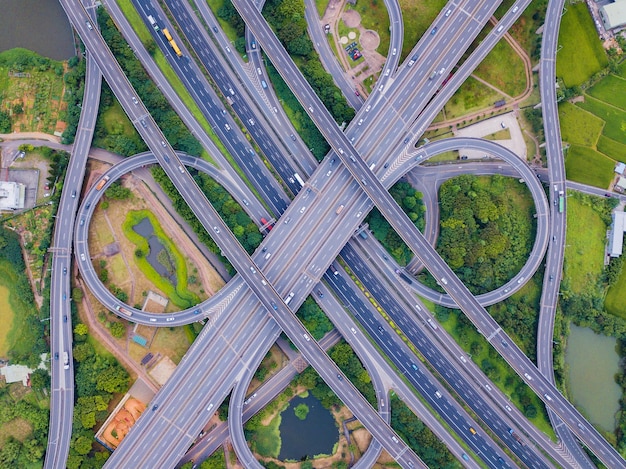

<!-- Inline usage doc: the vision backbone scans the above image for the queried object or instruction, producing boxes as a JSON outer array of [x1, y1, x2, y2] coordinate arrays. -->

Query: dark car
[[337, 374, 343, 381], [63, 267, 67, 275], [152, 404, 159, 411], [431, 26, 438, 35], [212, 26, 218, 33], [355, 90, 360, 97], [63, 315, 68, 323], [54, 352, 59, 360]]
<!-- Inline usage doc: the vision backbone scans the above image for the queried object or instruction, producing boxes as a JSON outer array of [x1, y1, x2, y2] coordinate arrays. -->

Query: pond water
[[132, 217, 177, 287], [278, 394, 338, 461], [565, 323, 621, 432], [0, 0, 76, 60]]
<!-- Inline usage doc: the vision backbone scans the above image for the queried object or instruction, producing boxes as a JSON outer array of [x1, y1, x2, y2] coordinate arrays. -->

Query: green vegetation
[[297, 296, 333, 340], [565, 145, 615, 189], [578, 95, 626, 146], [294, 403, 309, 420], [558, 102, 603, 147], [606, 257, 626, 320], [495, 0, 548, 60], [0, 48, 70, 136], [122, 210, 199, 309], [69, 323, 130, 467], [0, 284, 14, 356], [561, 191, 610, 294], [262, 0, 355, 126], [367, 181, 425, 265], [588, 74, 626, 112], [398, 0, 447, 59], [93, 86, 147, 156], [444, 76, 504, 119], [210, 0, 245, 48], [180, 450, 226, 469], [391, 395, 458, 469], [598, 135, 626, 160], [98, 9, 202, 156], [435, 175, 535, 294], [473, 36, 527, 98], [556, 2, 607, 87]]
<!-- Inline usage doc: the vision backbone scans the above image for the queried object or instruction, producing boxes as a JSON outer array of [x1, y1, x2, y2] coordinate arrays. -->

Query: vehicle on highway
[[317, 289, 324, 298], [445, 9, 452, 17], [271, 302, 277, 310], [336, 204, 345, 215], [160, 141, 166, 147], [63, 267, 67, 275], [63, 351, 69, 370], [86, 21, 93, 30], [131, 96, 139, 105], [54, 352, 59, 360], [213, 226, 220, 234], [71, 190, 76, 198], [431, 26, 438, 35], [355, 90, 360, 96], [435, 390, 442, 398], [284, 216, 291, 224], [469, 427, 477, 435], [392, 48, 397, 55]]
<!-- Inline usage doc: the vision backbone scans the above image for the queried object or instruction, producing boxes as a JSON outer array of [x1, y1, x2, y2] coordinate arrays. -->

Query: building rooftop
[[0, 181, 26, 211], [600, 0, 626, 30], [616, 162, 626, 175], [609, 211, 626, 257]]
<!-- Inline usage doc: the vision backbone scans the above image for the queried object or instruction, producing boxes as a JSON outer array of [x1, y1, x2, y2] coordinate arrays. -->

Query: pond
[[278, 394, 338, 461], [0, 0, 76, 60], [132, 217, 177, 287], [565, 323, 621, 432]]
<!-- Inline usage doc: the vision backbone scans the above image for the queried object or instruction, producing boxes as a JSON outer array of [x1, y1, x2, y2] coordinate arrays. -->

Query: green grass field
[[398, 0, 447, 59], [558, 101, 603, 147], [618, 61, 626, 79], [565, 145, 615, 188], [556, 3, 607, 87], [563, 195, 607, 294], [314, 0, 327, 18], [0, 261, 39, 359], [474, 38, 527, 97], [0, 284, 14, 356], [206, 0, 241, 45], [251, 409, 282, 458], [350, 1, 390, 56], [578, 96, 626, 146], [598, 135, 626, 162], [444, 76, 504, 118], [605, 265, 626, 320], [587, 75, 626, 112]]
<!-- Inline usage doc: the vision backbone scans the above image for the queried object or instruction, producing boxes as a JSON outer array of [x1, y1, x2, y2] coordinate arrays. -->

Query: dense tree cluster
[[296, 296, 333, 340], [61, 56, 86, 144], [390, 395, 457, 468], [97, 10, 201, 157], [367, 181, 425, 265], [436, 175, 534, 294]]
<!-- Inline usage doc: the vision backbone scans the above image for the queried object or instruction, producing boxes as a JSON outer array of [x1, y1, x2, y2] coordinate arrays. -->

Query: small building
[[615, 162, 626, 175], [616, 177, 626, 193], [609, 211, 626, 257], [0, 181, 26, 211], [600, 0, 626, 31]]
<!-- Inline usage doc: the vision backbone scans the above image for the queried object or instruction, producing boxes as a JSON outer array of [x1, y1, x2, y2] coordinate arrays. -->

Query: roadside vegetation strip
[[556, 2, 607, 87], [122, 209, 199, 309], [564, 145, 615, 189], [443, 76, 504, 120], [587, 74, 626, 112], [605, 262, 626, 321], [435, 306, 556, 440], [562, 193, 610, 295], [0, 284, 14, 356], [557, 101, 604, 148]]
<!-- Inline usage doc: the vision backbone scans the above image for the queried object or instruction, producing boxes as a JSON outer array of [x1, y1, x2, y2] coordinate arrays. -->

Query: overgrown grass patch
[[587, 74, 626, 112], [564, 144, 615, 188], [473, 37, 527, 97], [249, 406, 283, 458], [0, 284, 14, 357], [558, 101, 603, 147], [563, 194, 607, 294], [0, 261, 39, 359], [150, 326, 191, 363], [444, 76, 504, 119], [556, 3, 607, 87], [605, 266, 626, 320], [398, 0, 447, 59], [122, 210, 199, 309], [578, 95, 626, 146]]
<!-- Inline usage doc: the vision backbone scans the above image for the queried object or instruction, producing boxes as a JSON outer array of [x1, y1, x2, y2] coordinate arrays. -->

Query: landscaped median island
[[123, 210, 199, 309]]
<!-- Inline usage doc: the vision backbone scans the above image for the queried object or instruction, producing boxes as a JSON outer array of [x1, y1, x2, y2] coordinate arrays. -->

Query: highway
[[44, 4, 102, 468], [49, 0, 626, 467], [231, 1, 626, 466]]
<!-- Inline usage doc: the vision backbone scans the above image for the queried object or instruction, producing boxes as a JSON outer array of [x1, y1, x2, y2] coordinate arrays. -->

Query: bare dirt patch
[[342, 9, 361, 28], [0, 417, 32, 446], [360, 30, 380, 51]]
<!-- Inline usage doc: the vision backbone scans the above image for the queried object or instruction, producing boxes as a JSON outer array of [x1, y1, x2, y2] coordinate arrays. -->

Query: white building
[[0, 181, 26, 211], [600, 0, 626, 31], [609, 211, 626, 257], [615, 162, 626, 175]]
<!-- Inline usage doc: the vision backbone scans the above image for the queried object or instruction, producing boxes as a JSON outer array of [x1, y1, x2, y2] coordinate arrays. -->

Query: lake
[[0, 0, 75, 60]]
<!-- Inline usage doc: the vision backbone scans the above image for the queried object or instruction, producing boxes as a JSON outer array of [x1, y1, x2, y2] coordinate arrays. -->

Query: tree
[[0, 110, 12, 133], [74, 323, 89, 336], [96, 364, 129, 393], [110, 322, 126, 339], [294, 403, 309, 420], [72, 287, 84, 302], [30, 368, 50, 392]]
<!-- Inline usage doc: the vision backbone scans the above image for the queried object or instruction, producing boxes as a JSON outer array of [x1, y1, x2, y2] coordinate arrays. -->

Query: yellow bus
[[162, 28, 173, 42]]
